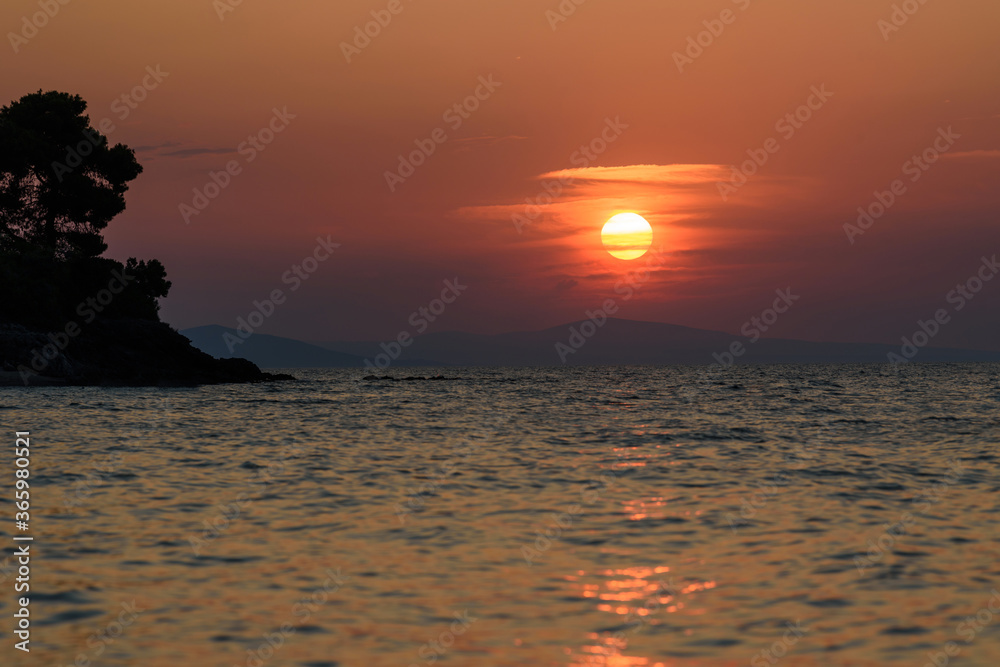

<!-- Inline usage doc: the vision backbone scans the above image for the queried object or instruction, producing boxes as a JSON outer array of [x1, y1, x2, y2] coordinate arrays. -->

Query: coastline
[[0, 320, 294, 387]]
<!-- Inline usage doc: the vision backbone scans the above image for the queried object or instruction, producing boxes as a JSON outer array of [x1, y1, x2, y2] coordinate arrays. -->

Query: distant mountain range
[[182, 326, 368, 369], [180, 319, 1000, 369]]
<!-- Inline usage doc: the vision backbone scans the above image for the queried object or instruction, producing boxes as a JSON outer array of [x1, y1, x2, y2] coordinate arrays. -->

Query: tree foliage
[[0, 90, 143, 258], [0, 90, 170, 327]]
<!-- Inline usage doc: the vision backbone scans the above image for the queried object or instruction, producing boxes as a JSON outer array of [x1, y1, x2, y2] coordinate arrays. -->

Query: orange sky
[[3, 0, 999, 347]]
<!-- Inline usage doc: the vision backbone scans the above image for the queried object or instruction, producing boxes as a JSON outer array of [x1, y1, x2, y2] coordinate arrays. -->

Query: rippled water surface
[[2, 364, 1000, 666]]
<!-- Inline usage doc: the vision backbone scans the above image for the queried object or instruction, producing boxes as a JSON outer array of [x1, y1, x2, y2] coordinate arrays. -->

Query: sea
[[2, 363, 999, 666]]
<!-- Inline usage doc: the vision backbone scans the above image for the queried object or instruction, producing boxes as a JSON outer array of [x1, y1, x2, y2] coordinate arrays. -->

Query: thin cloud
[[456, 164, 730, 225], [162, 147, 236, 158], [553, 277, 578, 292], [132, 141, 181, 152], [538, 163, 728, 185]]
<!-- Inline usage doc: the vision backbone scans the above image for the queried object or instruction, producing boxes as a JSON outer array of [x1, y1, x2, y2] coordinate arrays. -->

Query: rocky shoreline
[[0, 320, 294, 387]]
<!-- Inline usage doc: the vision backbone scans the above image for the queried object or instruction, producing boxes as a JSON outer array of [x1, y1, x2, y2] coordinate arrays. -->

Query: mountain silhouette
[[184, 318, 1000, 368], [182, 326, 368, 368]]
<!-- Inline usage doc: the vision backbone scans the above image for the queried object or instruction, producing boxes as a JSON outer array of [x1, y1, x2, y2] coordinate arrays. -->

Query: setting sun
[[601, 213, 653, 260]]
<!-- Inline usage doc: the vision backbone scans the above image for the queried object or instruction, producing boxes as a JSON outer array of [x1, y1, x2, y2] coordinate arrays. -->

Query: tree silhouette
[[0, 90, 142, 259], [0, 90, 169, 327]]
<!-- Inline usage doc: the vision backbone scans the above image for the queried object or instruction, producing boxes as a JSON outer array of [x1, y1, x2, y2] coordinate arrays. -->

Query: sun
[[601, 213, 653, 260]]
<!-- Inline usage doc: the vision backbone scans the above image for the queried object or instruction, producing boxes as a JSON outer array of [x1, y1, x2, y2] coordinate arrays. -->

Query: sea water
[[2, 363, 999, 666]]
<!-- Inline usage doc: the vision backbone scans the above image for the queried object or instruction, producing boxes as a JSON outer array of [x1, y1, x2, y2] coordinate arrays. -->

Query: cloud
[[162, 147, 236, 158], [537, 163, 728, 185], [132, 141, 181, 152], [553, 277, 578, 292], [451, 159, 817, 298], [129, 143, 235, 158], [451, 135, 528, 152], [456, 163, 731, 227]]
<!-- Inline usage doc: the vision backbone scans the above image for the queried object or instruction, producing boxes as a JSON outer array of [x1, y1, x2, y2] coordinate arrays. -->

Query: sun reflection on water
[[565, 564, 717, 666]]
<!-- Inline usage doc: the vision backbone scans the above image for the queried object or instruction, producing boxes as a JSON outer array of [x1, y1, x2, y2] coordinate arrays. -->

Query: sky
[[3, 0, 999, 349]]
